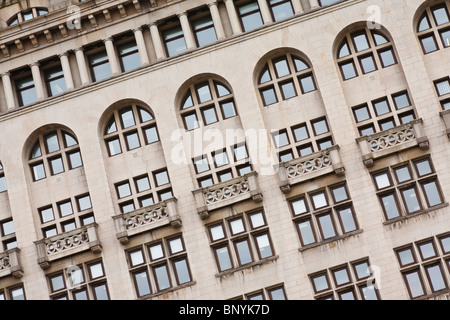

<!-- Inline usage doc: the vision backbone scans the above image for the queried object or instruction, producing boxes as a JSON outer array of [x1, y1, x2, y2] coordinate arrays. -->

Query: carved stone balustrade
[[0, 248, 23, 279], [113, 197, 181, 244], [440, 110, 450, 139], [276, 145, 345, 194], [192, 171, 263, 219], [356, 119, 429, 168], [34, 223, 101, 270]]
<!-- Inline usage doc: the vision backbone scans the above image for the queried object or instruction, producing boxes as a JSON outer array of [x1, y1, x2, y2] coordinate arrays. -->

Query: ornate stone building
[[0, 0, 450, 300]]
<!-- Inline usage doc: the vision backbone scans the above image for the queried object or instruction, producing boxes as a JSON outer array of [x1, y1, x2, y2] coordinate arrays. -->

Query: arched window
[[416, 1, 450, 54], [180, 79, 238, 131], [336, 27, 397, 80], [7, 7, 48, 26], [28, 129, 83, 181], [257, 53, 316, 106], [103, 104, 159, 156]]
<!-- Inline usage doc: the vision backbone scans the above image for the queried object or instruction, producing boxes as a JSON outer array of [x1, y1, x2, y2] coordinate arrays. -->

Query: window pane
[[415, 159, 432, 176], [311, 192, 327, 209], [32, 163, 46, 181], [353, 33, 370, 52], [174, 259, 191, 284], [426, 264, 447, 292], [50, 157, 64, 175], [196, 83, 212, 103], [380, 194, 400, 220], [163, 27, 187, 56], [338, 41, 350, 58], [439, 235, 450, 254], [436, 79, 450, 96], [134, 271, 151, 297], [318, 214, 336, 239], [353, 105, 371, 122], [261, 87, 278, 105], [401, 187, 421, 213], [202, 106, 218, 125], [361, 285, 378, 300], [149, 243, 164, 260], [40, 207, 55, 223], [10, 287, 25, 300], [299, 75, 316, 93], [255, 234, 273, 258], [220, 101, 237, 119], [423, 181, 442, 207], [440, 29, 450, 48], [405, 271, 424, 298], [47, 75, 67, 96], [229, 218, 245, 235], [340, 61, 357, 80], [215, 83, 231, 97], [312, 274, 329, 292], [50, 274, 65, 292], [193, 17, 217, 47], [270, 0, 294, 21], [273, 58, 290, 78], [183, 113, 199, 131], [215, 246, 232, 271], [418, 16, 431, 32], [107, 138, 122, 156], [398, 248, 415, 266], [210, 224, 225, 241], [353, 261, 371, 280], [233, 144, 248, 161], [338, 207, 357, 233], [130, 249, 145, 266], [249, 211, 265, 229], [58, 201, 73, 217], [331, 185, 348, 203], [259, 67, 271, 83], [372, 32, 388, 46], [73, 290, 88, 300], [359, 55, 377, 73], [418, 241, 436, 260], [339, 290, 356, 300], [17, 83, 37, 106], [68, 151, 83, 169], [90, 55, 112, 81], [280, 81, 296, 99], [239, 2, 263, 32], [89, 262, 104, 279], [379, 49, 396, 67], [45, 133, 60, 153], [292, 124, 309, 142], [154, 170, 170, 186], [374, 172, 391, 189], [235, 239, 253, 265], [269, 287, 286, 300], [432, 6, 450, 25], [297, 220, 316, 246], [168, 237, 184, 254], [272, 131, 289, 148], [1, 220, 15, 236], [194, 156, 209, 173], [394, 166, 411, 183], [312, 118, 329, 135], [420, 35, 438, 54], [119, 43, 141, 72], [135, 176, 150, 192], [298, 144, 313, 157], [77, 195, 92, 211], [291, 198, 308, 215], [93, 284, 109, 300], [154, 265, 171, 291], [117, 182, 131, 199], [393, 93, 411, 109], [333, 268, 350, 286], [373, 99, 391, 116]]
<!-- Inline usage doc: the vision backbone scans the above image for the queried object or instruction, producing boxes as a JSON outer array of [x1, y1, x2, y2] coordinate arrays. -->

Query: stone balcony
[[0, 248, 23, 279], [34, 223, 101, 269], [192, 171, 263, 220], [440, 109, 450, 139], [276, 145, 345, 194], [113, 197, 181, 244], [356, 119, 429, 168]]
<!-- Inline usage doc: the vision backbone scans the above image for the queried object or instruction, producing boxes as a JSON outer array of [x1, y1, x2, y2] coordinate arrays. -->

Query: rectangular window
[[268, 0, 294, 22], [88, 50, 112, 82], [192, 15, 217, 47], [118, 41, 141, 72], [44, 66, 66, 97], [16, 75, 37, 106], [162, 25, 187, 57], [237, 1, 264, 32]]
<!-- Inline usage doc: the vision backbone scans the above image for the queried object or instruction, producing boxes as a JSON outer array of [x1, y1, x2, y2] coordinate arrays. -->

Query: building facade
[[0, 0, 450, 300]]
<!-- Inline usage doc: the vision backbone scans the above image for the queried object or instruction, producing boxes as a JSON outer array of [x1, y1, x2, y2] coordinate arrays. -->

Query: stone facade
[[0, 0, 449, 300]]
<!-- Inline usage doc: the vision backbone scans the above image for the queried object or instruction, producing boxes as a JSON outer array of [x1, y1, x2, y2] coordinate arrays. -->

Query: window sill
[[414, 288, 450, 300], [215, 255, 279, 278], [138, 281, 197, 300], [298, 229, 364, 253], [383, 202, 449, 226]]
